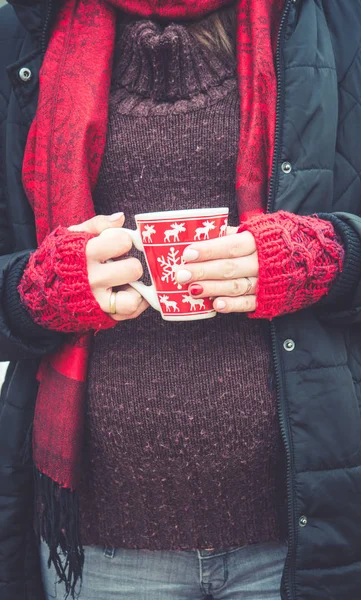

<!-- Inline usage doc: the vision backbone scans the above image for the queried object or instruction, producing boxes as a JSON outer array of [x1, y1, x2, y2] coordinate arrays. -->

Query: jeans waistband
[[196, 545, 243, 559]]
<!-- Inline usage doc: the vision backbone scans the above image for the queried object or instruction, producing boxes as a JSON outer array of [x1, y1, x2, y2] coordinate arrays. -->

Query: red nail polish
[[189, 284, 204, 296]]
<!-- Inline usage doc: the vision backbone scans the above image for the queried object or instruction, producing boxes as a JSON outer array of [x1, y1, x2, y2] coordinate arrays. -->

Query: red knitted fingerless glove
[[18, 226, 116, 333], [237, 211, 345, 319]]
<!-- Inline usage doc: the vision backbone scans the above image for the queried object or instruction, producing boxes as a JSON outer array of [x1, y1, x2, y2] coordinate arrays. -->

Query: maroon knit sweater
[[78, 19, 285, 550]]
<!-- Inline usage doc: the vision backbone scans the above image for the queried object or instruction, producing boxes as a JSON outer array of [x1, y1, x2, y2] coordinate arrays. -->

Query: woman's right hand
[[69, 213, 149, 322]]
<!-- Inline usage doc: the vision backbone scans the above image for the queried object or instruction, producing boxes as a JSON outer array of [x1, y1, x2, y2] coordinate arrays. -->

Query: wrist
[[238, 211, 344, 319], [18, 226, 116, 333]]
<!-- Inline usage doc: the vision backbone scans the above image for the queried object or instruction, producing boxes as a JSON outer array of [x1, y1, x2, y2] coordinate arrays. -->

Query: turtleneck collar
[[112, 19, 235, 102]]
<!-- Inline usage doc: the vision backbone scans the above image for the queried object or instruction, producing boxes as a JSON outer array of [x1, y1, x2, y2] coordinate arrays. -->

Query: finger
[[97, 286, 147, 319], [226, 226, 239, 235], [68, 212, 125, 234], [86, 227, 133, 262], [90, 257, 143, 289], [112, 297, 150, 321], [182, 231, 256, 263], [188, 277, 258, 298], [175, 253, 259, 285], [213, 295, 257, 314]]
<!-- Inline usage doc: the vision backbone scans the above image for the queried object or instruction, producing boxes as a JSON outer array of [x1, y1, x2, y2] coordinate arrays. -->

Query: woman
[[1, 0, 361, 599]]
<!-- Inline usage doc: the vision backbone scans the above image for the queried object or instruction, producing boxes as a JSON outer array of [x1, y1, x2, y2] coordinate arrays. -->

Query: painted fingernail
[[216, 300, 226, 310], [108, 212, 124, 221], [189, 284, 204, 296], [183, 248, 199, 262], [175, 269, 192, 284]]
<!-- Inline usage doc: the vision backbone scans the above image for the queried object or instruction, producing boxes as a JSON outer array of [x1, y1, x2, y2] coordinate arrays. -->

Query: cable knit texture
[[238, 212, 345, 320], [17, 226, 115, 333], [112, 19, 235, 104]]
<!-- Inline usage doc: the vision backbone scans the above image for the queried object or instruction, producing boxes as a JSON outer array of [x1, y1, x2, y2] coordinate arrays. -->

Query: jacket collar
[[8, 0, 60, 53]]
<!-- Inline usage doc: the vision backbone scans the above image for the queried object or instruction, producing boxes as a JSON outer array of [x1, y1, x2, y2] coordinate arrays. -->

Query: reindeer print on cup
[[182, 295, 205, 311], [164, 222, 186, 243], [220, 219, 228, 237], [194, 220, 216, 240], [159, 295, 180, 313], [142, 224, 156, 243], [123, 208, 229, 321]]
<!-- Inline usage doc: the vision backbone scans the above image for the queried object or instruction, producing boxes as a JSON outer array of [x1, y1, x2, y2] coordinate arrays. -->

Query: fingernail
[[175, 269, 192, 284], [108, 212, 124, 221], [189, 284, 204, 296], [183, 248, 199, 262], [216, 300, 226, 310]]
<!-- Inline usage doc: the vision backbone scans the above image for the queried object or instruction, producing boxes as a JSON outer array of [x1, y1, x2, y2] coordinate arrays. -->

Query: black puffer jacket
[[2, 1, 361, 599]]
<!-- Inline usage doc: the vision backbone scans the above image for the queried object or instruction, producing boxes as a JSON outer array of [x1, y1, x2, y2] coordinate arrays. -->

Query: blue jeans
[[40, 540, 287, 599]]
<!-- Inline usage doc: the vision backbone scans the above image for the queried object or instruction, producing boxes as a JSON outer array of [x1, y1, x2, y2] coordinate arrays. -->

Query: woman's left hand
[[174, 227, 259, 313]]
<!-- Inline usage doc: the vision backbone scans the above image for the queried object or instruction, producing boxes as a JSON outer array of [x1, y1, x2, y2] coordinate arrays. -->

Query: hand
[[174, 227, 259, 313], [69, 213, 149, 321]]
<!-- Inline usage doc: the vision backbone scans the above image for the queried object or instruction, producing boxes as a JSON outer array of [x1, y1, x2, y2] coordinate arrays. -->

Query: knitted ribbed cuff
[[316, 213, 361, 308], [18, 226, 116, 334], [237, 211, 345, 320], [3, 252, 67, 343]]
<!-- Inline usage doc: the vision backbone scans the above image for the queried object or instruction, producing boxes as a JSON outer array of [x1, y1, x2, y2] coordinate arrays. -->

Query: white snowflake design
[[157, 247, 185, 290]]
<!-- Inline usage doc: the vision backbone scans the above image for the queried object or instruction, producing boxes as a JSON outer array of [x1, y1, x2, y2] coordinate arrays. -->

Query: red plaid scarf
[[22, 0, 284, 595]]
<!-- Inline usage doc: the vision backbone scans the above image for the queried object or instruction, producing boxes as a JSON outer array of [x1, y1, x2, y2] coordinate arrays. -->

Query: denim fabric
[[40, 540, 287, 599]]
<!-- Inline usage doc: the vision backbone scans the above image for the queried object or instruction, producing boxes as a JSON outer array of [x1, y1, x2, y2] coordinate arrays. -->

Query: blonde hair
[[187, 3, 236, 56]]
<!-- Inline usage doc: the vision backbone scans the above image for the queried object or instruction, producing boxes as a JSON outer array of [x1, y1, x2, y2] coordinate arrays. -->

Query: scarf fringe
[[34, 470, 84, 599]]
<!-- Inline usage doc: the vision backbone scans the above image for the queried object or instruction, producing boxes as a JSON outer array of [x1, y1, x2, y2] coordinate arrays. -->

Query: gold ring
[[109, 290, 117, 315], [242, 277, 252, 296]]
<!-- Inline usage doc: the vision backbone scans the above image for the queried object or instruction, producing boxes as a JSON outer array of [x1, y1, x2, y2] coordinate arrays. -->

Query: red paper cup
[[123, 208, 229, 321]]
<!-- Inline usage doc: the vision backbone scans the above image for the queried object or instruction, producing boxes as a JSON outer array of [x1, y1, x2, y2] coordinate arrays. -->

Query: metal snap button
[[299, 515, 308, 527], [281, 161, 292, 174], [19, 67, 32, 82], [283, 339, 295, 352]]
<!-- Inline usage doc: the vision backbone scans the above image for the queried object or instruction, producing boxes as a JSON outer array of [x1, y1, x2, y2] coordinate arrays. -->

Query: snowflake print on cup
[[157, 247, 184, 290], [122, 208, 229, 321]]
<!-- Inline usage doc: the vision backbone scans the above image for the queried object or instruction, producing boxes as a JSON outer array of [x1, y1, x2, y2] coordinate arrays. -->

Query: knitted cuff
[[316, 213, 361, 308], [17, 226, 116, 333], [3, 252, 67, 343], [237, 211, 345, 320]]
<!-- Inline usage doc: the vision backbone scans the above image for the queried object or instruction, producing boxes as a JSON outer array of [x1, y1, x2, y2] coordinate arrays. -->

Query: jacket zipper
[[266, 2, 296, 600], [41, 0, 53, 57]]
